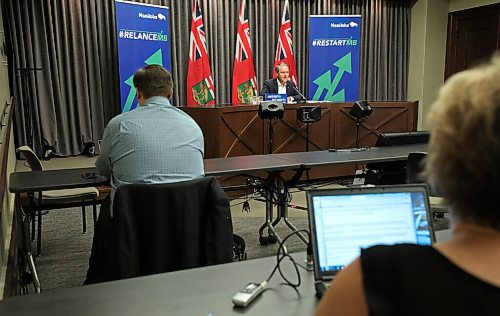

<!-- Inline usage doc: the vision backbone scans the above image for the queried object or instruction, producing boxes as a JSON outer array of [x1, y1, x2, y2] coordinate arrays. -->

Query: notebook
[[306, 184, 435, 298]]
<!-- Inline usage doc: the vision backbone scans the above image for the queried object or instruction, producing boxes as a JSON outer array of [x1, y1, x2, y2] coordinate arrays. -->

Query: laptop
[[306, 184, 435, 298]]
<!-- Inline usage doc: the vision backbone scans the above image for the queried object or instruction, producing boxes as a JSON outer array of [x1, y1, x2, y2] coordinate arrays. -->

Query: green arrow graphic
[[312, 70, 332, 101], [122, 49, 164, 112], [122, 75, 136, 112], [145, 48, 163, 66], [326, 89, 345, 102], [325, 52, 352, 101]]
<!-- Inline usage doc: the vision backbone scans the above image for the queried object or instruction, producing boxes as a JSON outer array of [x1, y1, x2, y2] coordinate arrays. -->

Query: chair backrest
[[406, 152, 427, 184], [100, 176, 233, 282], [17, 146, 44, 171]]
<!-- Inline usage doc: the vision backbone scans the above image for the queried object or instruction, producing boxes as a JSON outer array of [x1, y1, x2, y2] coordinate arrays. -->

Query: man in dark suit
[[260, 62, 305, 102]]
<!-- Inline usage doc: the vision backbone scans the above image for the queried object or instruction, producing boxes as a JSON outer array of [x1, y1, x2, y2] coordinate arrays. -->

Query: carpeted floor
[[31, 207, 311, 292], [30, 205, 450, 293]]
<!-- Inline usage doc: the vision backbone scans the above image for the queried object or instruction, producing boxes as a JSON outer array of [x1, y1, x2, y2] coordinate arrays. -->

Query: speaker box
[[258, 101, 284, 119], [297, 106, 321, 123]]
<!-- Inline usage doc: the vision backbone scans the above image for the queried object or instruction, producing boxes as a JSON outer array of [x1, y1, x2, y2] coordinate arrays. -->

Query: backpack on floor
[[232, 234, 247, 261]]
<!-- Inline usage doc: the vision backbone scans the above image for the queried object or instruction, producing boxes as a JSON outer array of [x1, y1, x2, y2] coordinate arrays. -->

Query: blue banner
[[308, 15, 361, 102], [115, 0, 171, 112]]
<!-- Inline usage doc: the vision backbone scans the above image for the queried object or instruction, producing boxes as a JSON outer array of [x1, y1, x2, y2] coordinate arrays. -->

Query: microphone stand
[[291, 85, 307, 103], [16, 67, 43, 150]]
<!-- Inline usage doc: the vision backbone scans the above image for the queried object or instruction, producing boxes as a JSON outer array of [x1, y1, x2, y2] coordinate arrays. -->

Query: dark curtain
[[2, 0, 410, 156]]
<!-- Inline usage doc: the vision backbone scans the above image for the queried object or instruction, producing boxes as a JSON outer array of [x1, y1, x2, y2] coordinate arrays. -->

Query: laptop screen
[[307, 185, 435, 279]]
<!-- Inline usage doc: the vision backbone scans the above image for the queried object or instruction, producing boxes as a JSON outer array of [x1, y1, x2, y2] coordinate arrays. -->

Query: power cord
[[265, 229, 312, 289], [231, 229, 313, 307]]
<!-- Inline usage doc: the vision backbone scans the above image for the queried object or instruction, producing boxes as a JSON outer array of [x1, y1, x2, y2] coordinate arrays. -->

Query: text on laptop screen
[[312, 191, 432, 273]]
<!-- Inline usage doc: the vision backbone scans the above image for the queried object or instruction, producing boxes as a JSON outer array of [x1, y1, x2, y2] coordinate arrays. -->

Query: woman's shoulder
[[362, 243, 437, 261], [363, 243, 435, 256], [360, 244, 441, 276]]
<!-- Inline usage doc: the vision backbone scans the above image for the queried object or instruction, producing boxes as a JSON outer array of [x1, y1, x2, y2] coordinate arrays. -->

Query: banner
[[274, 0, 298, 86], [308, 15, 361, 102], [186, 0, 215, 107], [115, 0, 171, 112], [232, 0, 258, 104]]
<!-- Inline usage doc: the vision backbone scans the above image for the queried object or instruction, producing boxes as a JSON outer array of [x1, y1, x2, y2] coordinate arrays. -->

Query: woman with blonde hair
[[315, 55, 500, 315]]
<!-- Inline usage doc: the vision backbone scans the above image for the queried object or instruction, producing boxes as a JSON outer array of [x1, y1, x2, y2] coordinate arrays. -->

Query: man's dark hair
[[133, 65, 173, 99]]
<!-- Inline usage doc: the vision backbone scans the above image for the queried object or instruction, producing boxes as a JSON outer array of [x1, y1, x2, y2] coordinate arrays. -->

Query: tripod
[[355, 117, 364, 148], [266, 118, 278, 154], [17, 67, 43, 150]]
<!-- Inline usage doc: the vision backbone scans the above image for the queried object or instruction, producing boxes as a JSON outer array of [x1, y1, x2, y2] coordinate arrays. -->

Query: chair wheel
[[259, 236, 269, 245], [268, 234, 277, 244]]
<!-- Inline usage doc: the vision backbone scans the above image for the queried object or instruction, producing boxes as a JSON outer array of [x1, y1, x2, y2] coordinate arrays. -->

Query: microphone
[[291, 85, 307, 103]]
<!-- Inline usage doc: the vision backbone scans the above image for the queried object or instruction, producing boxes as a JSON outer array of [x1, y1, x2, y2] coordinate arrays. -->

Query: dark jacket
[[260, 78, 304, 101], [85, 176, 233, 284]]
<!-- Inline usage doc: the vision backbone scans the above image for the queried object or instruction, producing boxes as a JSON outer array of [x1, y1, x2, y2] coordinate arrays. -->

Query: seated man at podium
[[260, 62, 305, 103]]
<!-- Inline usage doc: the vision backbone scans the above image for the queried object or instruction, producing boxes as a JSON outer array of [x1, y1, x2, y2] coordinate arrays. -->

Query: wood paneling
[[445, 3, 500, 79], [182, 101, 419, 159]]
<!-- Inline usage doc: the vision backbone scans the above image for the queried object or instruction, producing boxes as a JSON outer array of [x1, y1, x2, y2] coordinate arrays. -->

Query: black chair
[[366, 131, 430, 185], [17, 146, 99, 256], [85, 176, 234, 284], [406, 152, 447, 216]]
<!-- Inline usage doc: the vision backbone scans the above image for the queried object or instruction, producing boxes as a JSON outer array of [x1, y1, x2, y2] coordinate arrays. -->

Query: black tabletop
[[0, 253, 316, 316], [9, 167, 109, 193], [270, 143, 427, 168], [204, 154, 302, 176]]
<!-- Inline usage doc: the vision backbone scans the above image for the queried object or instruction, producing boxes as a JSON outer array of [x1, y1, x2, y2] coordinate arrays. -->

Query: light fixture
[[42, 144, 55, 160], [258, 101, 284, 120], [349, 101, 373, 148], [349, 101, 373, 119], [297, 106, 321, 123], [83, 142, 96, 157]]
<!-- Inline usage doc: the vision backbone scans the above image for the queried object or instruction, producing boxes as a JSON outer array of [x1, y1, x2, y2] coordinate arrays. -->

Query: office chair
[[17, 146, 99, 256], [85, 176, 233, 284], [406, 152, 447, 216]]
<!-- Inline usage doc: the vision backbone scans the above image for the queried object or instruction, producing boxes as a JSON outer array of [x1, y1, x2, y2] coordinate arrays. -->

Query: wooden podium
[[182, 101, 418, 186], [182, 101, 418, 158]]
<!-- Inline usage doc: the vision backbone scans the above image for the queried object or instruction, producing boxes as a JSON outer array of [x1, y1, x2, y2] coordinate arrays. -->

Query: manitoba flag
[[186, 0, 215, 106], [273, 0, 298, 86], [232, 0, 258, 104]]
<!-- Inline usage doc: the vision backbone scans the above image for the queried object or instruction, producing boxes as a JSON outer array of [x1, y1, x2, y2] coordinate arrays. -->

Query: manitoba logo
[[331, 21, 359, 28], [138, 12, 166, 20]]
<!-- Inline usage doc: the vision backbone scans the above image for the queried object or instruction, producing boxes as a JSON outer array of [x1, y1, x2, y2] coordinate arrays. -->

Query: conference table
[[205, 143, 427, 247], [0, 253, 317, 315], [8, 143, 426, 294]]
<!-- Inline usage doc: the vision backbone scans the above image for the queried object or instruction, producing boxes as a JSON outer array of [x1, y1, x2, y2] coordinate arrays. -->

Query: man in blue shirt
[[96, 65, 205, 214], [85, 65, 205, 284]]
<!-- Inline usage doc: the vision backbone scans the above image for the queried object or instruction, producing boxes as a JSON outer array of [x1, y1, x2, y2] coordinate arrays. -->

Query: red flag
[[232, 0, 258, 104], [273, 0, 298, 86], [186, 0, 215, 106]]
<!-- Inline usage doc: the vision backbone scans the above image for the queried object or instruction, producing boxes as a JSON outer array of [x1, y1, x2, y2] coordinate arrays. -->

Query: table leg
[[16, 194, 41, 293]]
